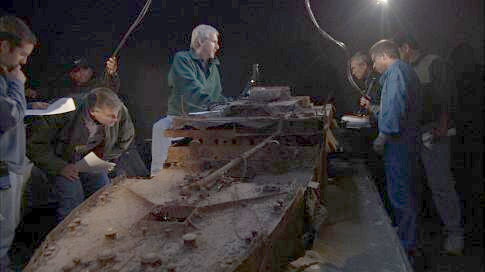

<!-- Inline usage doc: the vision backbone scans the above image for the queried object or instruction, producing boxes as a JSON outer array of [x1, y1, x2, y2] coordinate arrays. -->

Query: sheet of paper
[[75, 152, 116, 173], [188, 110, 222, 115], [26, 97, 76, 116], [341, 115, 371, 128]]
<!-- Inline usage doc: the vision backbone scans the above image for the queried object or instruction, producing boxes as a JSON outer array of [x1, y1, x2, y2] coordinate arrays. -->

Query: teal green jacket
[[167, 50, 225, 115]]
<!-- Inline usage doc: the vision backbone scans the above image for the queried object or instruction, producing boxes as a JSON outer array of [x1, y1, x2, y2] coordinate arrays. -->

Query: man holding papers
[[27, 88, 134, 221]]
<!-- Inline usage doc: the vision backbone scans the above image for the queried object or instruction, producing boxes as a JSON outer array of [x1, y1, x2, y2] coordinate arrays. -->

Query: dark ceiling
[[1, 0, 483, 140]]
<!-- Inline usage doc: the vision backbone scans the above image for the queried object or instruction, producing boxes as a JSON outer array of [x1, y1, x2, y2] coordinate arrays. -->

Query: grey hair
[[350, 51, 371, 65], [87, 87, 123, 111], [369, 39, 400, 60], [190, 24, 219, 50]]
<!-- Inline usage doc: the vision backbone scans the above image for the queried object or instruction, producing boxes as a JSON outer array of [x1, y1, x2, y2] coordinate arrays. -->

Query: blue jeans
[[54, 172, 109, 222], [384, 138, 418, 252], [0, 163, 32, 268], [0, 173, 24, 266], [151, 115, 174, 176], [420, 137, 463, 237]]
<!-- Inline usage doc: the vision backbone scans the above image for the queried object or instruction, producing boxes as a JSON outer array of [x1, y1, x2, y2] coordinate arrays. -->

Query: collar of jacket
[[69, 96, 103, 134], [364, 71, 378, 84], [379, 59, 402, 85], [61, 98, 105, 151], [188, 49, 220, 66]]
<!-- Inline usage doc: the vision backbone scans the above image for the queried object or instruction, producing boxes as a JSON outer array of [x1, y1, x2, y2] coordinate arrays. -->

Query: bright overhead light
[[376, 0, 388, 5]]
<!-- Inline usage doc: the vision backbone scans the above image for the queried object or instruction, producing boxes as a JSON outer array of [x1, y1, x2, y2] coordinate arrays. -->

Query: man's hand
[[432, 126, 448, 138], [30, 102, 50, 109], [59, 164, 79, 181], [373, 132, 388, 155], [359, 96, 371, 111], [432, 112, 449, 138], [105, 57, 118, 75], [25, 88, 38, 98], [6, 66, 26, 84]]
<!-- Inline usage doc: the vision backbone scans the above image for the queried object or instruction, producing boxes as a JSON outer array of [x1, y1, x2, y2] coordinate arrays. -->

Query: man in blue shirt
[[0, 16, 36, 271], [369, 40, 422, 259]]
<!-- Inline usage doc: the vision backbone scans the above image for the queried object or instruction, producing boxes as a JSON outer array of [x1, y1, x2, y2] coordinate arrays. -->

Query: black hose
[[104, 0, 152, 80], [304, 0, 364, 96], [111, 0, 152, 58]]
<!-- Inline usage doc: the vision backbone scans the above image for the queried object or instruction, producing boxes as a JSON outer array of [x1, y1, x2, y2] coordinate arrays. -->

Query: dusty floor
[[286, 157, 484, 272]]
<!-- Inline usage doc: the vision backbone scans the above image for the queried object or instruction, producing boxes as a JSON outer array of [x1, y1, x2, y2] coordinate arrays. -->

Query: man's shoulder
[[170, 51, 198, 69], [173, 50, 193, 60], [423, 53, 441, 61], [399, 60, 420, 78], [29, 109, 74, 134], [418, 54, 443, 67], [69, 93, 89, 105], [0, 74, 23, 94], [383, 60, 416, 82], [387, 60, 408, 74], [395, 60, 416, 73]]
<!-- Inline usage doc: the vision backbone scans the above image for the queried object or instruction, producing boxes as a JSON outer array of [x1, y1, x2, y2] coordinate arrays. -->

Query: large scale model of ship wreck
[[25, 86, 336, 272]]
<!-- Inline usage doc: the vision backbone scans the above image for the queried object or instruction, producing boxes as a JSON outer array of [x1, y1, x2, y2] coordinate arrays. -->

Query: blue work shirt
[[378, 60, 421, 137]]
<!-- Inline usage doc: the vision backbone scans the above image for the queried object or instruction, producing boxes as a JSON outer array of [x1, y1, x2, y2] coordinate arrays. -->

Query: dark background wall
[[1, 0, 483, 142]]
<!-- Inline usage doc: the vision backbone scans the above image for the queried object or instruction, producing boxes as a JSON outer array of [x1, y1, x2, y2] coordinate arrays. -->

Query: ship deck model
[[25, 86, 336, 272]]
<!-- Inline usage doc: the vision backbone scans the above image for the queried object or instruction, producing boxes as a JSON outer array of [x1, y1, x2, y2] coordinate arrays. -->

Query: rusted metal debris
[[25, 88, 332, 272], [195, 131, 281, 190], [182, 233, 197, 247]]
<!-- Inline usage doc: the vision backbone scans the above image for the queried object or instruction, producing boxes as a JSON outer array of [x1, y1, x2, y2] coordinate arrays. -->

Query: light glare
[[376, 0, 388, 5]]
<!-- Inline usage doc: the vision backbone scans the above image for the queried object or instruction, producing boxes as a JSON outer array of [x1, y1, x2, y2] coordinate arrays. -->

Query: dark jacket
[[26, 95, 134, 176], [411, 53, 456, 125]]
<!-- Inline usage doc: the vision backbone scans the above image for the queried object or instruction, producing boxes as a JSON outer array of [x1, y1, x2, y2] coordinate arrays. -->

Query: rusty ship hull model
[[25, 86, 335, 272]]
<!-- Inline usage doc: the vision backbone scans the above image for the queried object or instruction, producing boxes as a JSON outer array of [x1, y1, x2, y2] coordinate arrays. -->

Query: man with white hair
[[151, 24, 226, 176], [350, 51, 381, 118]]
